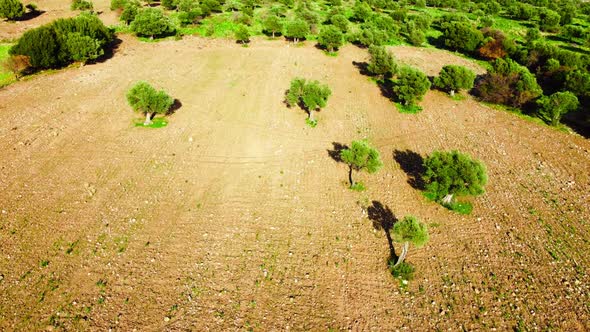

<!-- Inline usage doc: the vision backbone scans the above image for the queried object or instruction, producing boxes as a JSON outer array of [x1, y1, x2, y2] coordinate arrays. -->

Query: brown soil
[[389, 45, 486, 76], [0, 35, 589, 331]]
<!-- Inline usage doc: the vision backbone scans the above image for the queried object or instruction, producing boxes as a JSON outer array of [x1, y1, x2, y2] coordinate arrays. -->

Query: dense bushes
[[131, 8, 175, 38], [475, 58, 542, 107], [10, 13, 113, 69]]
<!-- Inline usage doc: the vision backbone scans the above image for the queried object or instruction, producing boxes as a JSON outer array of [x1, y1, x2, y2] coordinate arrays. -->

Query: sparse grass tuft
[[396, 103, 423, 114], [134, 117, 168, 128], [350, 182, 366, 191]]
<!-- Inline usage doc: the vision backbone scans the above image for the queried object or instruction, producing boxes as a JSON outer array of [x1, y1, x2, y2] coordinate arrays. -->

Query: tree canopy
[[433, 65, 476, 96], [285, 78, 331, 121], [0, 0, 24, 20], [391, 215, 429, 266], [126, 81, 175, 125], [536, 91, 579, 126], [392, 66, 431, 105], [130, 8, 175, 38], [317, 25, 343, 52], [284, 20, 309, 42], [340, 140, 383, 187], [367, 45, 397, 79], [422, 150, 488, 204]]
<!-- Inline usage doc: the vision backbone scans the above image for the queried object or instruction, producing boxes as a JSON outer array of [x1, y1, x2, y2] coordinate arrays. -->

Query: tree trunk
[[308, 110, 314, 120], [348, 165, 354, 186], [144, 112, 153, 125], [272, 31, 275, 38], [442, 193, 454, 205], [395, 242, 409, 266], [294, 37, 298, 43], [450, 89, 455, 97]]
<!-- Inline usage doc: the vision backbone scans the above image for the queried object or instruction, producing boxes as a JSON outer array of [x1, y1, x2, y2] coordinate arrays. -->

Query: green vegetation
[[71, 0, 93, 11], [422, 150, 487, 210], [392, 66, 431, 106], [131, 8, 175, 38], [0, 0, 24, 20], [433, 65, 476, 96], [340, 140, 383, 188], [285, 78, 331, 122], [9, 14, 113, 70], [126, 81, 175, 126], [390, 215, 429, 266]]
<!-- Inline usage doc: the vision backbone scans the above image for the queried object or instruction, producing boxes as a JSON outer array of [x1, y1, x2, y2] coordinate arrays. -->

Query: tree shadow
[[352, 60, 370, 76], [167, 99, 182, 116], [94, 37, 123, 63], [327, 142, 348, 163], [393, 149, 425, 190], [367, 201, 398, 262], [16, 8, 45, 21]]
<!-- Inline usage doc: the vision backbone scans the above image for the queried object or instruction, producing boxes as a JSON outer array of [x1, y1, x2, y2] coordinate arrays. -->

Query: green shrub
[[0, 0, 24, 20], [127, 81, 175, 125], [317, 25, 343, 52], [131, 8, 176, 38], [392, 66, 431, 106], [71, 0, 94, 11], [389, 261, 415, 281]]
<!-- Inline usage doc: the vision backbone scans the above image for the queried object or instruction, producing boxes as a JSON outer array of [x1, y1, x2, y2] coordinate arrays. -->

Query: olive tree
[[391, 215, 429, 266], [433, 65, 476, 96], [422, 150, 488, 205], [340, 140, 383, 187], [0, 0, 24, 20], [127, 81, 174, 125], [263, 15, 282, 38], [284, 19, 309, 42], [318, 25, 343, 52], [392, 66, 431, 105], [367, 45, 397, 79], [131, 8, 175, 39], [285, 78, 331, 121], [536, 91, 579, 126], [235, 24, 250, 43]]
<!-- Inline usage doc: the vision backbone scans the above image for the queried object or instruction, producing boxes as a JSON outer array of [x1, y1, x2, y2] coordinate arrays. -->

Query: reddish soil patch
[[0, 36, 589, 330]]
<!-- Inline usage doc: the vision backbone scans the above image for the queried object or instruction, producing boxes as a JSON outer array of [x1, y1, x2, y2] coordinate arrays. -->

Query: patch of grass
[[443, 200, 473, 215], [0, 43, 16, 87], [305, 118, 318, 127], [39, 260, 50, 268], [133, 117, 168, 128], [396, 103, 423, 114], [349, 182, 366, 191], [450, 93, 466, 101], [422, 191, 473, 214], [323, 50, 338, 57], [389, 260, 415, 281]]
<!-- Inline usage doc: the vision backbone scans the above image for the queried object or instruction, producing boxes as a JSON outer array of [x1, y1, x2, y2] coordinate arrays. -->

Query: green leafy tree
[[340, 140, 383, 187], [110, 0, 127, 10], [422, 150, 488, 205], [284, 19, 309, 42], [235, 24, 250, 43], [263, 15, 282, 38], [330, 14, 348, 32], [126, 81, 175, 125], [407, 28, 425, 46], [0, 0, 24, 20], [120, 2, 139, 25], [392, 66, 431, 105], [391, 216, 429, 266], [161, 0, 177, 10], [318, 25, 343, 52], [65, 32, 102, 64], [433, 65, 476, 96], [71, 0, 93, 11], [131, 8, 175, 38], [538, 9, 560, 32], [536, 92, 579, 126], [367, 45, 397, 79], [10, 26, 59, 68], [285, 78, 331, 121], [352, 1, 372, 22], [441, 22, 483, 53]]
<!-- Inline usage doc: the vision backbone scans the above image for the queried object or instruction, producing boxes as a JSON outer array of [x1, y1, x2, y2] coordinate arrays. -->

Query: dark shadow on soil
[[352, 61, 396, 100], [16, 8, 45, 21], [367, 201, 398, 261], [393, 149, 425, 190], [167, 99, 182, 115], [94, 37, 123, 63], [327, 142, 348, 163]]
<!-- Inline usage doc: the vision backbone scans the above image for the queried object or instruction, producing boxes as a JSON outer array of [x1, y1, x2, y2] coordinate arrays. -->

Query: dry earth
[[0, 34, 589, 331]]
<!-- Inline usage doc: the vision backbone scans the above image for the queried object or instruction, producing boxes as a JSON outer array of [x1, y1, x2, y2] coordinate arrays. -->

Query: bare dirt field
[[0, 35, 589, 331]]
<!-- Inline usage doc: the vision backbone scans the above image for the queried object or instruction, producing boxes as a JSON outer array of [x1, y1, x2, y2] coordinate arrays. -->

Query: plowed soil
[[0, 35, 589, 331]]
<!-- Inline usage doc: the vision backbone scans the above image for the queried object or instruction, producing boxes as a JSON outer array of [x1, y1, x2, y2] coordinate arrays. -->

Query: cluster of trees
[[9, 13, 113, 71]]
